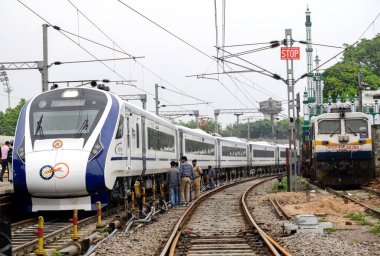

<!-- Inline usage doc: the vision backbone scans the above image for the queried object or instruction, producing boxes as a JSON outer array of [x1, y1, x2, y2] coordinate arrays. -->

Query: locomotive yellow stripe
[[315, 141, 338, 146], [315, 139, 372, 146], [348, 139, 372, 145]]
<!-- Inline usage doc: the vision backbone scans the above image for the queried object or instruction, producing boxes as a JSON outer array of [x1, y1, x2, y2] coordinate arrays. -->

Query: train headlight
[[17, 136, 25, 163], [88, 134, 103, 161]]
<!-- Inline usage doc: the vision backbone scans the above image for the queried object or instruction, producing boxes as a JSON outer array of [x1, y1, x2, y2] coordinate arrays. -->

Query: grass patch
[[271, 177, 288, 192], [347, 213, 370, 225], [370, 224, 380, 234], [324, 228, 337, 233], [52, 249, 65, 256]]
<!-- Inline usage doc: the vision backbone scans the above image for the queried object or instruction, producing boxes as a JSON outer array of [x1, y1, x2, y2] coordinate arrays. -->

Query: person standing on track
[[208, 166, 216, 189], [0, 141, 10, 182], [180, 156, 194, 207], [166, 161, 181, 208], [192, 160, 203, 198]]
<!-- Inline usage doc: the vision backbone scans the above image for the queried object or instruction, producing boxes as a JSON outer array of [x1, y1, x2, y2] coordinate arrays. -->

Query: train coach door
[[124, 107, 131, 169]]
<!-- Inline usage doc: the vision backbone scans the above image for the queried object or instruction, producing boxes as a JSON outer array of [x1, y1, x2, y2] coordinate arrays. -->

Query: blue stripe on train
[[86, 95, 119, 194], [315, 151, 372, 160]]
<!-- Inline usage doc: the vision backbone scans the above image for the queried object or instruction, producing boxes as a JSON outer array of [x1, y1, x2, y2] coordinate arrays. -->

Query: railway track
[[269, 197, 291, 220], [11, 206, 123, 256], [325, 187, 380, 218], [160, 176, 291, 256]]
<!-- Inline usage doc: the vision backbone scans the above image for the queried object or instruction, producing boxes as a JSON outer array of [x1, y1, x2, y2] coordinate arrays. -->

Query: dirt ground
[[271, 192, 365, 229]]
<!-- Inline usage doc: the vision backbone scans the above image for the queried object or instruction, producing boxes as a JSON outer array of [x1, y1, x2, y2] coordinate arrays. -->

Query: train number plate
[[326, 145, 360, 151]]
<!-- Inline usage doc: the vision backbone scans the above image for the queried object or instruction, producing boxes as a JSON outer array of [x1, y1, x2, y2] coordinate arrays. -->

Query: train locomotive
[[13, 87, 287, 212], [302, 107, 374, 186]]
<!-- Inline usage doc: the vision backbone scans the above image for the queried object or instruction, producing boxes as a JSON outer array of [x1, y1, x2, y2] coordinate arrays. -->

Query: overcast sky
[[1, 0, 379, 125]]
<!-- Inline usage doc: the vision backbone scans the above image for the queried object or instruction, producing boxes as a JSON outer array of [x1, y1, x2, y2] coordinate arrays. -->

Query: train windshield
[[29, 89, 108, 144], [318, 120, 341, 134], [345, 119, 368, 134]]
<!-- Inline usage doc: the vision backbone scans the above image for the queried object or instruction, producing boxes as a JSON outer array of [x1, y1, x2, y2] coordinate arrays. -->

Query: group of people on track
[[166, 156, 216, 207]]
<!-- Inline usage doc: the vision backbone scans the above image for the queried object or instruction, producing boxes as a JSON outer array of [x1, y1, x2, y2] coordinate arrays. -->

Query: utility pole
[[155, 83, 160, 115], [0, 66, 12, 109], [234, 113, 243, 137], [285, 29, 296, 192], [42, 24, 49, 92], [358, 71, 363, 112]]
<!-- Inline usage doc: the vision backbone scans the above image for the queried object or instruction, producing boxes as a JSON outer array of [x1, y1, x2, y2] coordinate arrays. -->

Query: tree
[[0, 99, 26, 136], [322, 34, 380, 100]]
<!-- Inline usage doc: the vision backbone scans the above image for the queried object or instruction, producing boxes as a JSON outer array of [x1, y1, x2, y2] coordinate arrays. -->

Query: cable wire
[[67, 0, 211, 105]]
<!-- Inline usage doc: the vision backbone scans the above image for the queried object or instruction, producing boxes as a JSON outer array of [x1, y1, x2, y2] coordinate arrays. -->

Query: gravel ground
[[95, 207, 186, 256], [247, 179, 380, 256]]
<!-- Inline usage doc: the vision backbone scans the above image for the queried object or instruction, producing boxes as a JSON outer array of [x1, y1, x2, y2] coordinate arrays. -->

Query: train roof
[[177, 126, 216, 139], [310, 112, 372, 123]]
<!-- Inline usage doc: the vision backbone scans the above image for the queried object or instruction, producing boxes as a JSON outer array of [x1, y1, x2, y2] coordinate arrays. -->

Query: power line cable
[[66, 0, 211, 105], [117, 0, 214, 62], [357, 11, 380, 41], [17, 0, 185, 110]]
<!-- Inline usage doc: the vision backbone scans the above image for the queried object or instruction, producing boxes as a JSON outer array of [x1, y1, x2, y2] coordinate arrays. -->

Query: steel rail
[[326, 187, 380, 218], [12, 206, 123, 255], [160, 174, 292, 256], [242, 180, 292, 256], [160, 176, 262, 256]]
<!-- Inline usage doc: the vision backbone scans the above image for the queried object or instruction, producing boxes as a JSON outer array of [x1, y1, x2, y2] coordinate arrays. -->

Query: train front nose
[[26, 139, 90, 197]]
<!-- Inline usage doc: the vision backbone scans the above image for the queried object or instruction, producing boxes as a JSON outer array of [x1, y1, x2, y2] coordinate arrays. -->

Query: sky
[[0, 0, 380, 126]]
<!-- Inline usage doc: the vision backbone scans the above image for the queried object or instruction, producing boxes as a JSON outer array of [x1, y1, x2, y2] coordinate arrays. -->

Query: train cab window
[[345, 119, 368, 134], [318, 120, 341, 134], [115, 115, 124, 139]]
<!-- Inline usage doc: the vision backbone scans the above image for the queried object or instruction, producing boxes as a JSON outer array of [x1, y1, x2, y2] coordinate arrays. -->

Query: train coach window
[[148, 127, 175, 152], [345, 119, 368, 134], [185, 139, 215, 155], [253, 150, 274, 158], [115, 115, 124, 139], [318, 120, 341, 134], [136, 123, 140, 148], [280, 151, 286, 158], [222, 146, 246, 157]]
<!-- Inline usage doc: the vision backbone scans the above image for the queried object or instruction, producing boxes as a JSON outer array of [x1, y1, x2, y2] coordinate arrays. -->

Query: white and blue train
[[13, 87, 287, 212]]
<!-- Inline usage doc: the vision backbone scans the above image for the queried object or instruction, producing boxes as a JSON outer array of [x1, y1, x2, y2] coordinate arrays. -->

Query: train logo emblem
[[53, 140, 63, 149], [39, 162, 70, 180]]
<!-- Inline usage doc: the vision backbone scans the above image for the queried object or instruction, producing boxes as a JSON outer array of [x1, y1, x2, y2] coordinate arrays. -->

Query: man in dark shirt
[[208, 166, 216, 189], [166, 161, 181, 207]]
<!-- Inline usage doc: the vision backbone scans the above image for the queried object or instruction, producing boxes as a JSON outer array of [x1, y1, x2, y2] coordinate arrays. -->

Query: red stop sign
[[281, 47, 300, 60]]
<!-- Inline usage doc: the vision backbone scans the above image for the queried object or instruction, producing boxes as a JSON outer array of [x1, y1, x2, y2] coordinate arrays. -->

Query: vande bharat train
[[13, 87, 288, 212], [302, 107, 373, 186]]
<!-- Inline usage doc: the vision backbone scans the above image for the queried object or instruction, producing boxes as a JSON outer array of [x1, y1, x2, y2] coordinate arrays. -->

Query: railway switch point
[[33, 216, 46, 256]]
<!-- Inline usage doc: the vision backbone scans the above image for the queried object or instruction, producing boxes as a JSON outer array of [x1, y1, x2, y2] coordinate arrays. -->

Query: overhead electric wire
[[17, 0, 186, 110], [117, 0, 214, 62], [67, 0, 210, 106], [116, 0, 252, 108], [67, 0, 134, 58], [296, 40, 345, 49], [357, 10, 380, 41], [53, 57, 139, 65], [224, 41, 279, 48]]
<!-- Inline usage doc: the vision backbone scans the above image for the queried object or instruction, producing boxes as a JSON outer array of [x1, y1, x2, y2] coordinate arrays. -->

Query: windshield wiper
[[346, 126, 357, 136], [34, 114, 44, 138], [76, 117, 88, 138], [329, 127, 341, 137]]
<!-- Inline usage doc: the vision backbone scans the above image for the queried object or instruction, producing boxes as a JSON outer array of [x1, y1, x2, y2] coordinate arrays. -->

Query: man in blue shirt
[[179, 156, 194, 206]]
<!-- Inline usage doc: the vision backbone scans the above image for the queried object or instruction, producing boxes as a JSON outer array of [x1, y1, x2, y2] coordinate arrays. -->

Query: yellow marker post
[[70, 209, 80, 241], [160, 183, 165, 199], [142, 187, 146, 205], [134, 180, 141, 198], [96, 201, 105, 228], [131, 191, 136, 213], [33, 216, 46, 256]]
